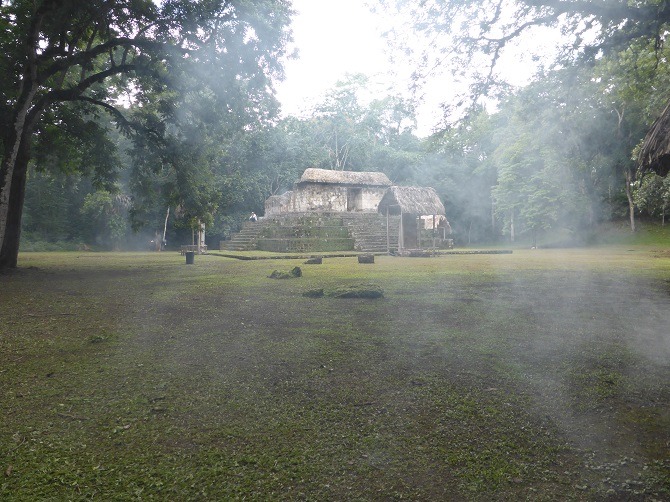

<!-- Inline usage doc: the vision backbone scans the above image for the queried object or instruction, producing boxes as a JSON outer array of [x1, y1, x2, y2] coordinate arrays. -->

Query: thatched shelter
[[639, 101, 670, 177], [377, 186, 447, 253]]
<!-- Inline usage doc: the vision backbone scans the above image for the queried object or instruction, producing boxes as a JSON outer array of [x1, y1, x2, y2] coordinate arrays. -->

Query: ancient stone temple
[[265, 168, 392, 215], [222, 168, 451, 254]]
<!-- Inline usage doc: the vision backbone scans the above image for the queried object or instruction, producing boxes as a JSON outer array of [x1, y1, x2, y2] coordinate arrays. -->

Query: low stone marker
[[304, 256, 323, 264], [358, 254, 374, 264], [268, 266, 302, 279], [302, 283, 383, 299]]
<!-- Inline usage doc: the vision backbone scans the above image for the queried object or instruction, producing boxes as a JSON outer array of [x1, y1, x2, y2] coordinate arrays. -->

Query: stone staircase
[[219, 212, 399, 253], [219, 220, 267, 251], [341, 213, 400, 253]]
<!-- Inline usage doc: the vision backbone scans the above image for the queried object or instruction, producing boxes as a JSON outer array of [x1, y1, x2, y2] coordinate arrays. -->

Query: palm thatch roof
[[639, 101, 670, 177], [298, 168, 392, 186], [377, 186, 446, 216]]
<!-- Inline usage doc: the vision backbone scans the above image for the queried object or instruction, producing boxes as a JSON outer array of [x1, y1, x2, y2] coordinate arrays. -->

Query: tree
[[377, 0, 670, 104], [21, 169, 89, 247], [487, 65, 652, 239], [0, 0, 292, 270], [375, 0, 670, 237], [419, 108, 499, 244], [297, 74, 420, 174], [425, 62, 651, 244], [81, 188, 131, 250], [493, 135, 580, 244], [634, 174, 670, 224], [308, 74, 376, 171]]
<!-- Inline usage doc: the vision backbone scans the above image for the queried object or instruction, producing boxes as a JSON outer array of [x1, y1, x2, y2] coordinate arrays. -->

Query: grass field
[[1, 244, 669, 500]]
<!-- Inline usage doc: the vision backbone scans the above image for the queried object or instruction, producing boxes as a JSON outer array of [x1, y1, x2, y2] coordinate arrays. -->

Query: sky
[[275, 1, 563, 137], [275, 1, 400, 120]]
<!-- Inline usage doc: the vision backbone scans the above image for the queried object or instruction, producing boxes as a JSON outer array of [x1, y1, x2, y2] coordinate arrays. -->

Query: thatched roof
[[377, 186, 446, 216], [639, 101, 670, 177], [298, 168, 392, 186]]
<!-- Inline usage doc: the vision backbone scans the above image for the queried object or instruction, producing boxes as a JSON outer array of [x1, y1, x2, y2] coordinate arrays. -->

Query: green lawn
[[1, 246, 669, 500]]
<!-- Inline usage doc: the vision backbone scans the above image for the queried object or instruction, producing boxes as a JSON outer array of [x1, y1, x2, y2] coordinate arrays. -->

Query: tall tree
[[308, 74, 375, 171], [0, 0, 292, 269], [287, 74, 422, 180], [420, 108, 499, 244]]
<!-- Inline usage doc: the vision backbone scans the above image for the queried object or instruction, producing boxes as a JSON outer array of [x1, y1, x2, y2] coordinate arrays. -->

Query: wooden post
[[386, 207, 390, 254], [197, 219, 202, 254], [198, 220, 206, 254], [663, 199, 666, 226], [162, 207, 170, 250], [398, 210, 403, 252]]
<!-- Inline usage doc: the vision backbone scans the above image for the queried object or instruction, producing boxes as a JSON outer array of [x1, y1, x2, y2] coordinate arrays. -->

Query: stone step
[[222, 212, 401, 252]]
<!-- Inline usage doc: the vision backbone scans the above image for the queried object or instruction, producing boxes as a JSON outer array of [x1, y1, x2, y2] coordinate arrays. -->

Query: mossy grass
[[1, 248, 669, 499]]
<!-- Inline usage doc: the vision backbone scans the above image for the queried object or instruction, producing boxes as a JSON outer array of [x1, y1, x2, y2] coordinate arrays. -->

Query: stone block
[[358, 254, 374, 264]]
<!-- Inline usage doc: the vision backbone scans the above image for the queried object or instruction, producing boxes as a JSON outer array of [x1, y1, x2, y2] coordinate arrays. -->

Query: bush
[[19, 233, 84, 252]]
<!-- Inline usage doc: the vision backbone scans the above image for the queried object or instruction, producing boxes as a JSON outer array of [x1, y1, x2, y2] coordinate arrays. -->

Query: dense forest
[[3, 0, 670, 263]]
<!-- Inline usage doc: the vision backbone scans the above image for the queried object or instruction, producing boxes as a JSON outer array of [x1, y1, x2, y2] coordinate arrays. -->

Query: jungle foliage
[[0, 0, 293, 265], [10, 0, 670, 254]]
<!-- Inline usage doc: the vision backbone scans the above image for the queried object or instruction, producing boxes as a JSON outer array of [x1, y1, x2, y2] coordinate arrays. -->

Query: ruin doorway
[[347, 187, 363, 211], [401, 213, 418, 248]]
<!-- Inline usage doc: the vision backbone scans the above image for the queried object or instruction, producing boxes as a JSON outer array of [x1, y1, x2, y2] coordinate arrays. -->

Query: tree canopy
[[376, 0, 670, 129], [0, 0, 293, 269]]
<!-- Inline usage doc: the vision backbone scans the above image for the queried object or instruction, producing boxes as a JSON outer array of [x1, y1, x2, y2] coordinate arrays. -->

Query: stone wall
[[358, 187, 387, 211], [292, 183, 347, 212], [275, 183, 388, 214], [265, 192, 293, 216]]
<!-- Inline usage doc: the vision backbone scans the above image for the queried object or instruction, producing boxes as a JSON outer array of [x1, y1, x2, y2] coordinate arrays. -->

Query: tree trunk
[[0, 99, 43, 270], [0, 24, 42, 270], [624, 169, 636, 232], [162, 207, 170, 250], [614, 106, 636, 233], [197, 219, 205, 254], [0, 138, 31, 269]]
